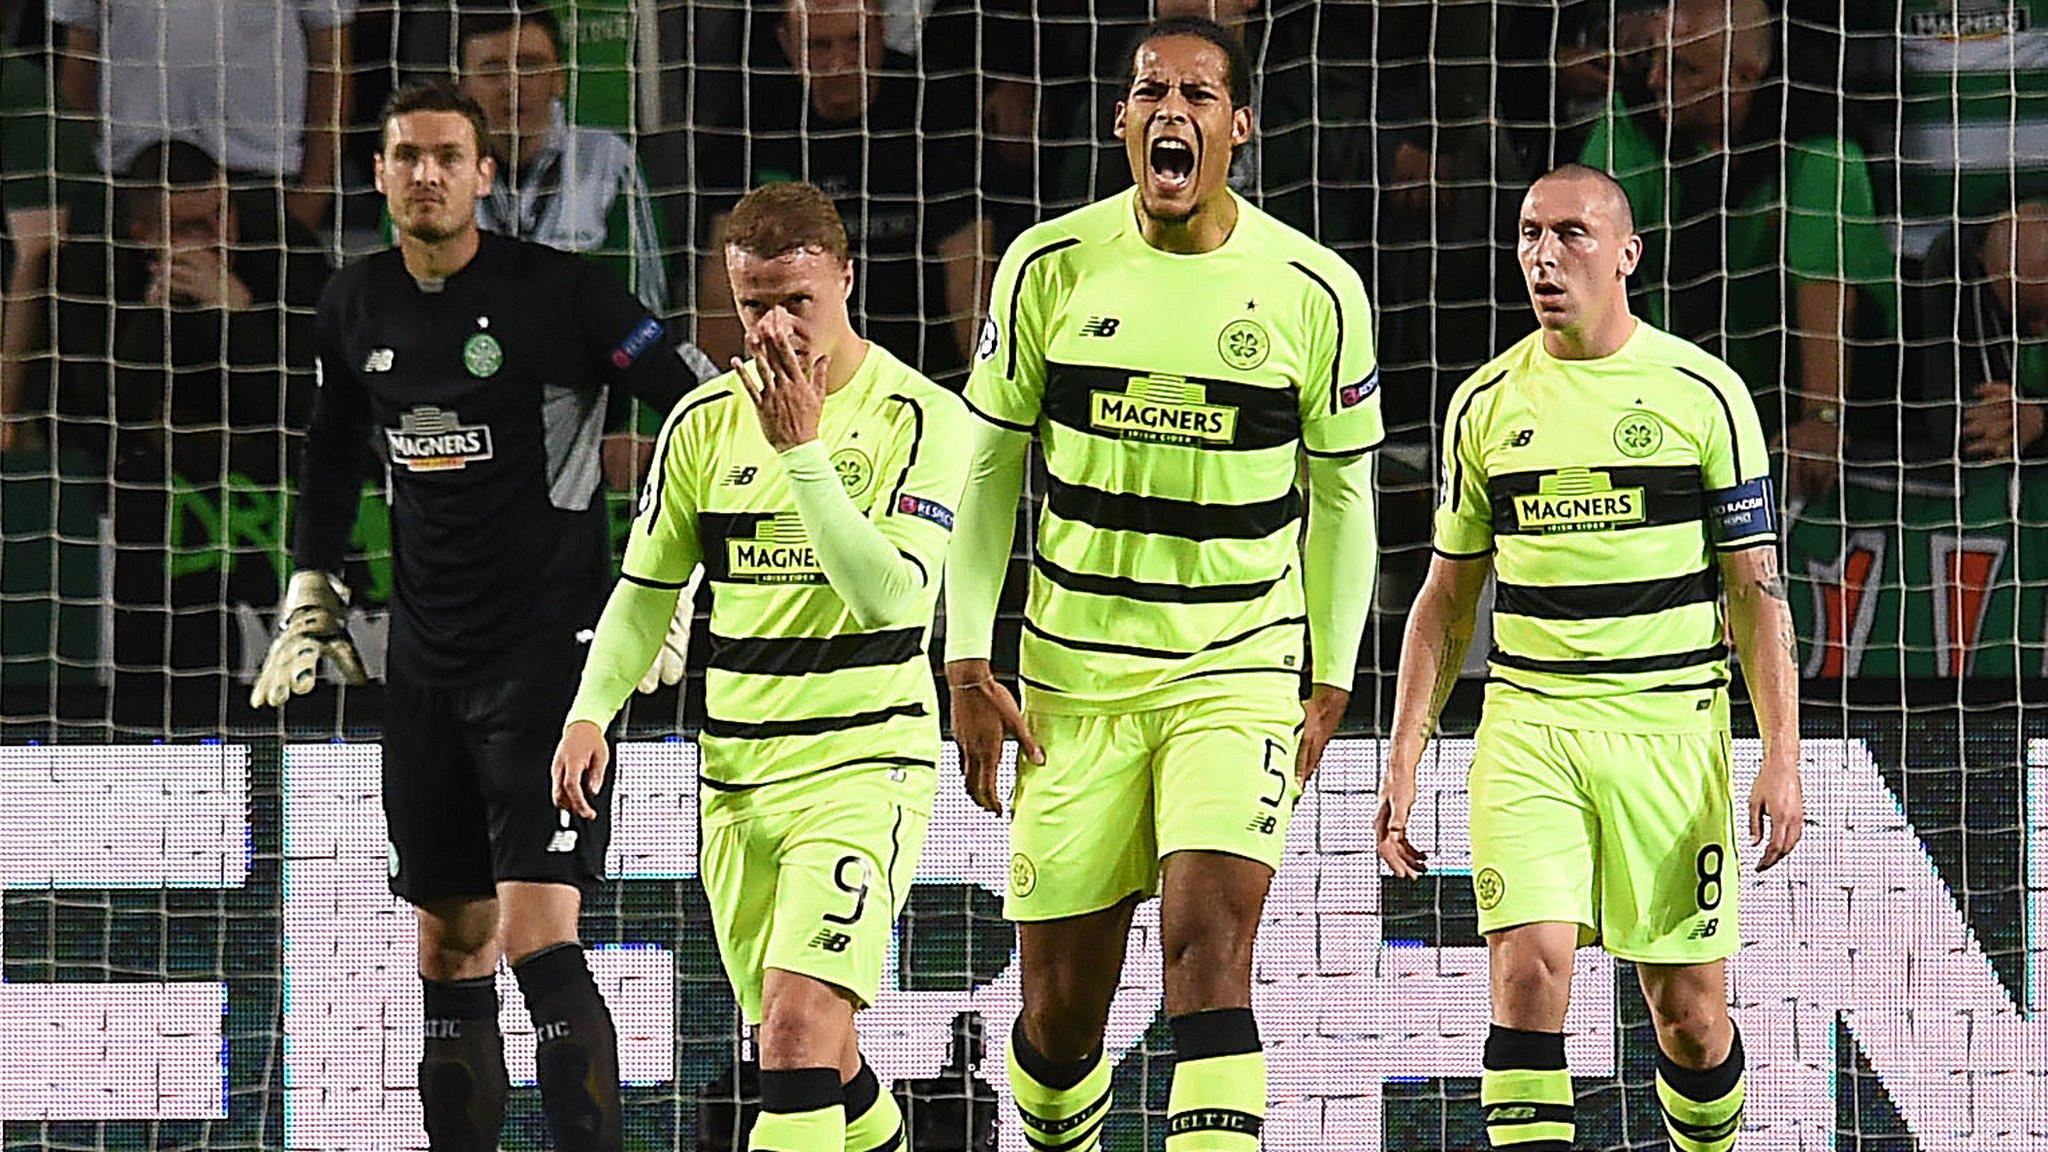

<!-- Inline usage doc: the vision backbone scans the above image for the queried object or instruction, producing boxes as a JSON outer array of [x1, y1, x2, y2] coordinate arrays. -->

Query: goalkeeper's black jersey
[[295, 233, 706, 684]]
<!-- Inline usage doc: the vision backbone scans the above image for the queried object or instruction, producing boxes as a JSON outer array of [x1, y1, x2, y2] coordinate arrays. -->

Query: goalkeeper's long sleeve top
[[293, 233, 707, 683]]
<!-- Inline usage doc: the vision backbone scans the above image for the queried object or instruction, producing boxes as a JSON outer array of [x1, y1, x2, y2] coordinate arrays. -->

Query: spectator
[[1049, 0, 1371, 231], [1909, 202, 2048, 463], [6, 140, 328, 727], [456, 2, 707, 491], [50, 0, 353, 234], [1584, 0, 1897, 500], [1889, 1, 2048, 261], [2, 48, 103, 454], [457, 3, 668, 311], [1, 139, 325, 475], [694, 0, 987, 386]]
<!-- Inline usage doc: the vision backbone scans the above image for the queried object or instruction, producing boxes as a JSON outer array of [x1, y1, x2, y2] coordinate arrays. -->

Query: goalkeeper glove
[[637, 565, 702, 693], [250, 570, 369, 707]]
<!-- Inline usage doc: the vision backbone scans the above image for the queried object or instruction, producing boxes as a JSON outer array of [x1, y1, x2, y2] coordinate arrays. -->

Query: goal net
[[0, 1, 2043, 1149]]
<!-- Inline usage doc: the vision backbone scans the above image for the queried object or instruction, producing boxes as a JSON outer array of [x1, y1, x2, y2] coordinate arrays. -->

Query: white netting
[[0, 2, 2043, 1149]]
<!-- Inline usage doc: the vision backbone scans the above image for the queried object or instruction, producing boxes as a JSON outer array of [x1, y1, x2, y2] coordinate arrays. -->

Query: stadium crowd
[[2, 0, 2045, 701]]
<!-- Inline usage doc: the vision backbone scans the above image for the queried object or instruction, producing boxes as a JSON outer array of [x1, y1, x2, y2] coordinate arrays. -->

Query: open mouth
[[1533, 282, 1566, 301], [1148, 137, 1195, 192]]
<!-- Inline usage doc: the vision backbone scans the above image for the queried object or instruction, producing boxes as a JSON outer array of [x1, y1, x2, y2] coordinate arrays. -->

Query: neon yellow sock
[[1658, 1029, 1746, 1152], [748, 1068, 843, 1152], [842, 1058, 902, 1152], [1008, 1022, 1110, 1152], [1481, 1025, 1574, 1150], [1164, 1010, 1264, 1152]]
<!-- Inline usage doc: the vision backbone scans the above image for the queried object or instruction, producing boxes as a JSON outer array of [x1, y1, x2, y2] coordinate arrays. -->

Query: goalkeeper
[[1376, 164, 1804, 1152], [251, 82, 706, 1152], [554, 181, 971, 1152], [945, 16, 1381, 1150]]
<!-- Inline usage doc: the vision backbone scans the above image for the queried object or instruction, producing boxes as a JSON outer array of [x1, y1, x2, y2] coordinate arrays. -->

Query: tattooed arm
[[1376, 553, 1491, 878], [1720, 543, 1805, 870]]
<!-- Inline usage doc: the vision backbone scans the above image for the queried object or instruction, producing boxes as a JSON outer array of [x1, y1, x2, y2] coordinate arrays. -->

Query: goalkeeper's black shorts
[[381, 654, 612, 905]]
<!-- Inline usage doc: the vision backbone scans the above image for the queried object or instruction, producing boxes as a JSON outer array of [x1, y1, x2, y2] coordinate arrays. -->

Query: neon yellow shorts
[[1005, 694, 1302, 921], [699, 770, 929, 1024], [1468, 715, 1739, 964]]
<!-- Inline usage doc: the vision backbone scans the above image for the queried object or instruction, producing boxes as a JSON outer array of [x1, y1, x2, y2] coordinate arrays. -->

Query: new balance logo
[[1246, 814, 1278, 835], [809, 929, 852, 953], [724, 465, 758, 486], [546, 810, 578, 854], [1687, 917, 1720, 940], [1079, 316, 1121, 338], [362, 348, 394, 373], [1506, 428, 1533, 448]]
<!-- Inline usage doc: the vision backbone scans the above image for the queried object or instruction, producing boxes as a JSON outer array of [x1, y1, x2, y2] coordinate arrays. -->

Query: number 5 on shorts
[[1258, 738, 1288, 808]]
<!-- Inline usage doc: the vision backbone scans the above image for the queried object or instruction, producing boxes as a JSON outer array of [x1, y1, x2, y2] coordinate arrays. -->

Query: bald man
[[1380, 164, 1803, 1152], [1915, 204, 2048, 461], [1585, 0, 1898, 504]]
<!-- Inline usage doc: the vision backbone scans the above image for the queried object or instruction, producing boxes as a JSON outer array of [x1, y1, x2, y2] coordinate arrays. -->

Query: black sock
[[419, 975, 508, 1152], [513, 943, 621, 1152]]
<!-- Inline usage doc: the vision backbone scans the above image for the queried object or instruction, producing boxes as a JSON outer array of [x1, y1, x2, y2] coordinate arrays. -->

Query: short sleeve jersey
[[1434, 323, 1775, 733], [623, 343, 971, 794], [968, 189, 1382, 714]]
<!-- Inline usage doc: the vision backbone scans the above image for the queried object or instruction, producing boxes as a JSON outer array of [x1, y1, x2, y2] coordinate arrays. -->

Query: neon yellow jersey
[[1434, 322, 1777, 733], [966, 189, 1383, 714], [623, 342, 970, 790]]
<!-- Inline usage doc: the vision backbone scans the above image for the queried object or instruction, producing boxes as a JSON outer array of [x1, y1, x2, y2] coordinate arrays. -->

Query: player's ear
[[1112, 100, 1128, 141], [1230, 104, 1252, 147], [1617, 232, 1643, 280], [841, 258, 854, 303]]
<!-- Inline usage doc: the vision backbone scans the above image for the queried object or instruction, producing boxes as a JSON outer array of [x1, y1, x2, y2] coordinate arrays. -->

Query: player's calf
[[752, 969, 857, 1152], [513, 942, 621, 1152], [419, 974, 509, 1152], [1008, 902, 1132, 1152], [1482, 924, 1578, 1150], [1160, 854, 1271, 1152], [1641, 961, 1745, 1152], [1481, 1025, 1574, 1151], [415, 900, 507, 1150]]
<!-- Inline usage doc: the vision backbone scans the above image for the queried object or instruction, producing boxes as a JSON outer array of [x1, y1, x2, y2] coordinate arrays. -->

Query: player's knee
[[1162, 907, 1257, 987], [1489, 939, 1573, 1020], [757, 976, 853, 1066], [1651, 999, 1730, 1068], [1017, 1002, 1107, 1066], [417, 907, 498, 981]]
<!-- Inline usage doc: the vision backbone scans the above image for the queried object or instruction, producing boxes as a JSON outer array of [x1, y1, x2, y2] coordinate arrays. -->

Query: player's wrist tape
[[280, 570, 349, 627]]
